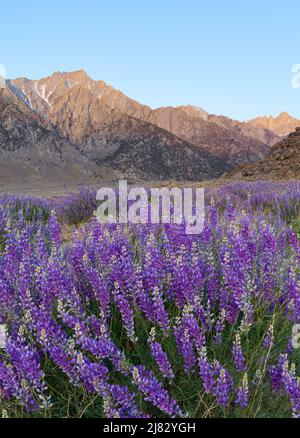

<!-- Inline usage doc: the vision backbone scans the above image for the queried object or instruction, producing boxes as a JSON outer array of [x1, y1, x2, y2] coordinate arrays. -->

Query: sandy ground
[[0, 183, 81, 198], [0, 178, 118, 198], [0, 178, 224, 198]]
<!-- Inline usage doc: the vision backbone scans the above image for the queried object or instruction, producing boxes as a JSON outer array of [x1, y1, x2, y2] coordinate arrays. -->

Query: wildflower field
[[0, 181, 299, 418]]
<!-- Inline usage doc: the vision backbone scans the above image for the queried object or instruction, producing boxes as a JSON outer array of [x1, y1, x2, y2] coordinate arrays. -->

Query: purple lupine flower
[[132, 365, 181, 417], [269, 366, 282, 393], [87, 266, 111, 320], [182, 306, 205, 349], [214, 365, 233, 408], [134, 265, 155, 321], [2, 336, 50, 411], [0, 359, 19, 401], [281, 360, 300, 418], [269, 354, 286, 393], [263, 324, 274, 350], [286, 338, 294, 356], [101, 384, 148, 418], [152, 286, 170, 332], [193, 298, 213, 332], [34, 229, 49, 268], [3, 230, 20, 280], [232, 334, 247, 372], [148, 328, 174, 380], [79, 356, 109, 393], [174, 319, 197, 374], [49, 210, 62, 249], [113, 281, 137, 343], [215, 309, 226, 346], [198, 346, 215, 395], [235, 374, 249, 408]]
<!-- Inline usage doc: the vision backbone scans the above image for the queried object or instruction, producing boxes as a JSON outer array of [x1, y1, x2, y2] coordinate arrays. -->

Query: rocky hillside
[[224, 128, 300, 180], [95, 116, 229, 181], [0, 89, 103, 184]]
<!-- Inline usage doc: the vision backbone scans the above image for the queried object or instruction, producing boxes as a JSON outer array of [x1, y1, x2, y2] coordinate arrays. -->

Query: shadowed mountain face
[[0, 89, 100, 184], [0, 69, 289, 185], [224, 128, 300, 181], [92, 115, 229, 181]]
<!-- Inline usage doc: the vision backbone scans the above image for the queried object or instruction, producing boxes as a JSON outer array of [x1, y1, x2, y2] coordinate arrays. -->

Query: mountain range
[[0, 69, 299, 184]]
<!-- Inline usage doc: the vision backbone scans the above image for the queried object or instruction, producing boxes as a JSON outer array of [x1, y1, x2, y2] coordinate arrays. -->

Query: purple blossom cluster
[[232, 334, 247, 373], [0, 181, 299, 418]]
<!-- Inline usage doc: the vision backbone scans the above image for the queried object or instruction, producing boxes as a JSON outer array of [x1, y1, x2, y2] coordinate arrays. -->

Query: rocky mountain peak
[[248, 112, 300, 137], [176, 105, 209, 121]]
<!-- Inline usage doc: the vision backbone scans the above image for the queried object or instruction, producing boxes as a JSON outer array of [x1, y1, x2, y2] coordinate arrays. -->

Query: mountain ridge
[[0, 76, 230, 183], [9, 70, 281, 167], [247, 112, 300, 137], [1, 69, 298, 185]]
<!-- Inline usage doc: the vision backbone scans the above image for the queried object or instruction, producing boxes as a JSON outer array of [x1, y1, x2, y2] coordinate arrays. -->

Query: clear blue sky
[[1, 0, 299, 120]]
